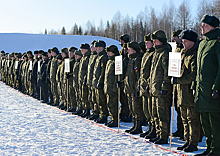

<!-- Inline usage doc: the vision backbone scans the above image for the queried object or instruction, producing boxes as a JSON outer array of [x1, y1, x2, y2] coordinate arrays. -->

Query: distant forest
[[44, 0, 220, 42]]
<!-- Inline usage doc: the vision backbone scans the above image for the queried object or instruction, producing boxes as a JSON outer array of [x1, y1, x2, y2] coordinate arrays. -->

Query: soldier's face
[[96, 47, 103, 53], [128, 48, 136, 55], [153, 39, 163, 46], [75, 55, 81, 60], [48, 53, 51, 57], [201, 23, 214, 35], [69, 52, 74, 58], [145, 41, 153, 49], [81, 49, 88, 55], [52, 51, 57, 57], [107, 51, 115, 56], [61, 52, 66, 58], [182, 39, 194, 50], [91, 44, 96, 52]]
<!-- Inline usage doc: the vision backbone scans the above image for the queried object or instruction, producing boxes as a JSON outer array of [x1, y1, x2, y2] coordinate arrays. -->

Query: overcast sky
[[0, 0, 199, 34]]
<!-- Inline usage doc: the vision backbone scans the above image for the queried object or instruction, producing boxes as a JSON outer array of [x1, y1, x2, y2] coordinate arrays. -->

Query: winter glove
[[66, 73, 71, 79], [171, 77, 177, 84], [116, 81, 122, 88], [97, 82, 103, 90], [212, 90, 219, 100], [160, 90, 168, 95], [137, 84, 140, 92], [146, 86, 150, 94]]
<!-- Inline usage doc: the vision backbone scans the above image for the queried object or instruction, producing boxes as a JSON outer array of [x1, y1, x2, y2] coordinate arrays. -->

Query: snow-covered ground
[[0, 82, 206, 156]]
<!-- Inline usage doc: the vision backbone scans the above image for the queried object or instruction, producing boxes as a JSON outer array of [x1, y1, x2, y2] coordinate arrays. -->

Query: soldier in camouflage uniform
[[78, 43, 91, 117], [72, 50, 83, 115], [123, 42, 144, 134], [87, 40, 100, 120], [8, 53, 15, 87], [172, 30, 200, 152], [119, 34, 131, 122], [0, 51, 6, 82], [172, 30, 184, 139], [104, 45, 120, 127], [64, 47, 77, 112], [21, 54, 28, 93], [138, 33, 155, 138], [93, 40, 108, 123], [50, 47, 59, 106], [46, 49, 54, 104], [146, 30, 172, 144], [13, 53, 22, 89], [56, 54, 64, 107], [31, 50, 40, 99]]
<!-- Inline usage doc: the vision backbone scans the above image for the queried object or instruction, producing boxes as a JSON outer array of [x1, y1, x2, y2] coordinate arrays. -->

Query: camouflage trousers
[[142, 95, 152, 123], [79, 84, 90, 109], [127, 94, 145, 121], [51, 81, 59, 105], [174, 91, 184, 133], [28, 81, 34, 95], [64, 81, 76, 110], [95, 88, 108, 118], [180, 106, 200, 146], [152, 96, 171, 140], [74, 85, 83, 111], [120, 89, 130, 117], [89, 86, 99, 115], [106, 92, 118, 123]]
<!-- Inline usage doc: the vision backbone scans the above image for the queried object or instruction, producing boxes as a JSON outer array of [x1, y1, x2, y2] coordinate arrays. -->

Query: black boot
[[140, 122, 152, 137], [73, 110, 83, 115], [81, 109, 90, 118], [129, 120, 143, 134], [194, 150, 210, 156], [88, 114, 99, 120], [154, 138, 168, 144], [145, 123, 156, 139], [96, 117, 107, 124], [177, 142, 189, 150], [125, 119, 136, 133], [183, 143, 198, 152], [172, 129, 183, 137]]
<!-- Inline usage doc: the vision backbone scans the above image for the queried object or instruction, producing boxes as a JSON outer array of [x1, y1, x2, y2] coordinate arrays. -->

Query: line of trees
[[45, 0, 220, 42]]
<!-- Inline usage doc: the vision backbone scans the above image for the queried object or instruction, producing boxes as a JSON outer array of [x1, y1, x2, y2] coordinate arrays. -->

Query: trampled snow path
[[0, 82, 206, 156]]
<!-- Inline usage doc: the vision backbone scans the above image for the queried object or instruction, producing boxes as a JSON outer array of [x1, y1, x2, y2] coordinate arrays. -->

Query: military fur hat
[[47, 49, 51, 53], [80, 43, 90, 50], [68, 46, 78, 53], [42, 52, 48, 57], [91, 40, 96, 45], [17, 53, 22, 58], [127, 41, 140, 53], [138, 41, 146, 52], [94, 40, 106, 48], [151, 30, 167, 45], [201, 14, 219, 28], [172, 30, 182, 37], [74, 50, 83, 56], [61, 48, 69, 57], [51, 47, 59, 55], [56, 54, 62, 60], [144, 33, 153, 42], [26, 51, 32, 55], [120, 34, 130, 43], [106, 45, 120, 56], [23, 54, 28, 58], [181, 30, 198, 43], [34, 50, 39, 54], [1, 50, 5, 54], [38, 50, 44, 54]]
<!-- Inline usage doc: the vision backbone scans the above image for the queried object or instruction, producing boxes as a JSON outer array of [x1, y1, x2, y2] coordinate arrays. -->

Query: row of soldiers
[[0, 14, 219, 155]]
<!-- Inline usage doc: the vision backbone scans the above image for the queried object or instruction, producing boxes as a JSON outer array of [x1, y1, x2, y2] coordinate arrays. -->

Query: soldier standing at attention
[[192, 15, 220, 156], [93, 40, 108, 124], [104, 45, 120, 127]]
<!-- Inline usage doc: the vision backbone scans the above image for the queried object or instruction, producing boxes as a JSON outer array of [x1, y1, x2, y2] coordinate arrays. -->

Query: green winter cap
[[106, 45, 120, 56], [91, 40, 96, 45], [172, 30, 182, 37], [51, 47, 59, 55], [42, 52, 48, 57], [80, 43, 90, 50], [120, 34, 130, 43], [26, 50, 32, 55], [201, 14, 219, 28], [127, 41, 140, 53], [56, 54, 62, 60], [94, 40, 106, 48], [61, 48, 69, 58], [74, 50, 83, 56], [68, 46, 78, 53], [151, 30, 167, 44], [144, 33, 153, 42]]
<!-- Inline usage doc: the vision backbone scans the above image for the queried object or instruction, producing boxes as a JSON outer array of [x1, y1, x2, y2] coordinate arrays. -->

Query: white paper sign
[[29, 61, 33, 71], [115, 55, 123, 75], [15, 61, 19, 69], [2, 60, 3, 67], [7, 60, 10, 67], [168, 52, 181, 77], [65, 58, 70, 73], [38, 61, 41, 72]]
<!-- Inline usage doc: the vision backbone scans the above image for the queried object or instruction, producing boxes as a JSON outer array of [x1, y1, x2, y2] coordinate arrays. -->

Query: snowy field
[[0, 82, 206, 156]]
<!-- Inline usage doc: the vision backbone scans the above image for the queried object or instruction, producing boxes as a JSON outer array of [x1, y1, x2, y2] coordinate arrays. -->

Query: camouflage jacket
[[139, 47, 155, 96], [124, 53, 142, 94], [73, 57, 81, 88], [176, 44, 197, 107], [78, 50, 91, 85], [50, 57, 58, 82], [175, 43, 184, 52], [56, 62, 63, 83], [92, 50, 108, 88], [63, 57, 75, 84], [104, 56, 117, 94], [149, 43, 172, 97], [87, 51, 98, 86]]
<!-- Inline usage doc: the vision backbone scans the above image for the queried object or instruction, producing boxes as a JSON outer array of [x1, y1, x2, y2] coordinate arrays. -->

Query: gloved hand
[[137, 84, 140, 92], [97, 82, 103, 89], [66, 73, 71, 79], [171, 77, 177, 84], [212, 90, 219, 100], [116, 81, 122, 88], [160, 90, 168, 95], [146, 86, 150, 94]]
